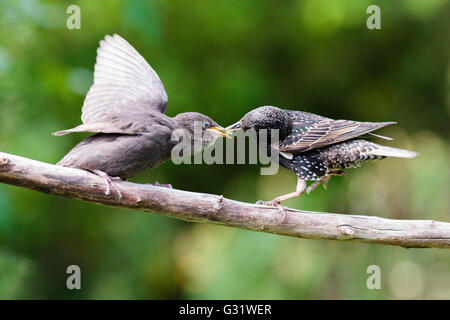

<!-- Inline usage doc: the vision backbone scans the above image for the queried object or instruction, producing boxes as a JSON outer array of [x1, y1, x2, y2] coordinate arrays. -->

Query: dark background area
[[0, 0, 448, 299]]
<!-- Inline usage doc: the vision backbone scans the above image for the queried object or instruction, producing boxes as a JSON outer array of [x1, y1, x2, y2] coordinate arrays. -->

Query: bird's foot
[[256, 200, 286, 223], [105, 178, 123, 199], [256, 200, 274, 206], [149, 182, 173, 189], [274, 202, 287, 223], [93, 170, 123, 199]]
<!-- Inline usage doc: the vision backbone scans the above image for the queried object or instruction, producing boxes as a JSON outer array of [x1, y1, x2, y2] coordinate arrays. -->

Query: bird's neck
[[279, 118, 293, 141]]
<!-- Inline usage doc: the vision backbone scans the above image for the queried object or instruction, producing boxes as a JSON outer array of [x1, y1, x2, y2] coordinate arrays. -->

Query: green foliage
[[0, 0, 448, 299]]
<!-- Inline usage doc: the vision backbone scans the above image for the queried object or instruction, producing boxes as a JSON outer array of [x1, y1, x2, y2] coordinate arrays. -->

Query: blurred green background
[[0, 0, 449, 299]]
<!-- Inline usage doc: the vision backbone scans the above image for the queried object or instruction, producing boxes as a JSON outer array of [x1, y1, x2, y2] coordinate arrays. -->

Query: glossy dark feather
[[229, 106, 417, 208], [280, 138, 417, 181], [279, 109, 396, 153]]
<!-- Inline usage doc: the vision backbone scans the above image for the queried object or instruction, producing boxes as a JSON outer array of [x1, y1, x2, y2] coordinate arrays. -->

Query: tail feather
[[52, 122, 137, 136], [368, 145, 418, 158], [52, 123, 104, 136], [368, 132, 394, 141], [369, 121, 397, 129], [52, 129, 75, 136]]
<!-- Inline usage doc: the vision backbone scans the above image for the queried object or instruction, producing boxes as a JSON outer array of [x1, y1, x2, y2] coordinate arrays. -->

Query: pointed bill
[[206, 126, 232, 139]]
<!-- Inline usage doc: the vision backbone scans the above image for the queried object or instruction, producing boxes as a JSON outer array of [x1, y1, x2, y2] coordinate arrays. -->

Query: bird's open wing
[[278, 111, 396, 153], [83, 34, 168, 121], [53, 34, 168, 136]]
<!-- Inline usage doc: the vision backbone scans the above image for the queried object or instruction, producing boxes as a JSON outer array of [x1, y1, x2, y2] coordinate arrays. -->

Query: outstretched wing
[[278, 110, 396, 153], [53, 34, 168, 136]]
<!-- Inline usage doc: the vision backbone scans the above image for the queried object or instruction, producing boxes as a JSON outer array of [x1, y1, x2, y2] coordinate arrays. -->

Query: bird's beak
[[206, 126, 232, 139], [225, 121, 241, 132], [224, 121, 242, 137]]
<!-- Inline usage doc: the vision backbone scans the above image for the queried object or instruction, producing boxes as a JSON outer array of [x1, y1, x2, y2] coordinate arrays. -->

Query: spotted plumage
[[280, 139, 386, 181], [226, 106, 418, 218]]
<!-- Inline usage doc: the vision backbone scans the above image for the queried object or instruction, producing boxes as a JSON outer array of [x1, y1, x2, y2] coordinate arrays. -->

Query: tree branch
[[0, 151, 449, 249]]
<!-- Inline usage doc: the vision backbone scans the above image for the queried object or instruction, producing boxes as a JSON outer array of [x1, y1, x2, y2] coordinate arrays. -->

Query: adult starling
[[227, 106, 418, 217], [54, 34, 227, 197]]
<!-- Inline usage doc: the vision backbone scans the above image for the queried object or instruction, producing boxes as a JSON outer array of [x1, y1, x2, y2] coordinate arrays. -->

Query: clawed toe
[[104, 180, 122, 199], [93, 170, 122, 199], [256, 200, 274, 206], [256, 200, 286, 223], [112, 184, 123, 199], [274, 202, 286, 223]]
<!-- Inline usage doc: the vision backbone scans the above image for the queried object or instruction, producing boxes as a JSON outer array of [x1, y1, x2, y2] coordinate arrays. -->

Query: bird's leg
[[330, 170, 346, 177], [321, 175, 331, 190], [256, 179, 307, 223], [93, 170, 123, 199], [306, 170, 346, 194], [306, 175, 331, 194]]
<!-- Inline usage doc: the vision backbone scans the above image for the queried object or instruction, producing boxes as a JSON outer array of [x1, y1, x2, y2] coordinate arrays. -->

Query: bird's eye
[[203, 121, 210, 128]]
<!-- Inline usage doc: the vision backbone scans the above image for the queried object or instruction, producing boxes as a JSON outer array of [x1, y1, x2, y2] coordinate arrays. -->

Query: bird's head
[[226, 106, 292, 140], [175, 112, 229, 149]]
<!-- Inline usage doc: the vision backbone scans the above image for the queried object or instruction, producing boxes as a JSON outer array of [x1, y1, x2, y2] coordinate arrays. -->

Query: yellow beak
[[206, 126, 232, 139]]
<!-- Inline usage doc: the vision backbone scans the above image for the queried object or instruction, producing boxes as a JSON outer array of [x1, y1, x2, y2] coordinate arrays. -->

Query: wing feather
[[54, 34, 169, 136], [81, 34, 168, 124], [279, 111, 396, 153]]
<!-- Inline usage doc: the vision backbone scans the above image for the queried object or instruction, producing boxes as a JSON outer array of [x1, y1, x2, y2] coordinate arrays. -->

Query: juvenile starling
[[227, 106, 418, 217], [54, 34, 227, 197]]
